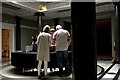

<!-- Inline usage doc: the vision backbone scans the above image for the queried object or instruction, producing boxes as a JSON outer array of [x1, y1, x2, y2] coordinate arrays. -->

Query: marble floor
[[0, 59, 73, 80], [0, 59, 120, 80], [97, 60, 120, 80]]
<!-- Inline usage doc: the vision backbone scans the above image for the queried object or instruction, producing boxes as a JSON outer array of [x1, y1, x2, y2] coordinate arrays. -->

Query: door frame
[[1, 22, 15, 59]]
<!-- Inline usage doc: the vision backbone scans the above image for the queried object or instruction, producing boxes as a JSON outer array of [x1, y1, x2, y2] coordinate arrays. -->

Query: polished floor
[[0, 58, 73, 80], [97, 60, 120, 80], [0, 58, 120, 80]]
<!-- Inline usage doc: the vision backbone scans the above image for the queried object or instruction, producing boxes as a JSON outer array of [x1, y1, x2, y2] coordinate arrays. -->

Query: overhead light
[[7, 0, 17, 3], [96, 0, 112, 2], [37, 5, 47, 12], [35, 0, 66, 2]]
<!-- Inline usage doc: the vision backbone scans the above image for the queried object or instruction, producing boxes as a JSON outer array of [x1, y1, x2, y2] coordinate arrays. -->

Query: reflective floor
[[97, 60, 120, 80], [0, 59, 73, 80], [0, 59, 120, 80]]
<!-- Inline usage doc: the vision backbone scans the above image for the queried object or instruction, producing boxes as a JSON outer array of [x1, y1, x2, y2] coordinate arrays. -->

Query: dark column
[[113, 2, 120, 63], [71, 2, 97, 80], [15, 16, 21, 50], [53, 18, 59, 29], [35, 12, 45, 33]]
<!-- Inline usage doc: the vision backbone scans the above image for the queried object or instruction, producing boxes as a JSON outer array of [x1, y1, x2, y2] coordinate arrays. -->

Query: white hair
[[56, 25, 62, 30], [50, 28, 55, 32], [43, 25, 50, 32]]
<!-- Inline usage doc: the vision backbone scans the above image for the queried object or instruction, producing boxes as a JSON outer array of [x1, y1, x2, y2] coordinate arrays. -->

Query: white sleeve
[[66, 30, 70, 36], [52, 32, 56, 39], [49, 34, 52, 42], [36, 34, 40, 44]]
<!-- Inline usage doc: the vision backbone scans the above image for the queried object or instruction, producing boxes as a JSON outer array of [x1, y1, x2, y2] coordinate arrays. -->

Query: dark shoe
[[64, 70, 71, 76], [38, 75, 43, 79]]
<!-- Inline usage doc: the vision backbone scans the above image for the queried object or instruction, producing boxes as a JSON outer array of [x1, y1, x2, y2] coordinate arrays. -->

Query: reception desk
[[11, 51, 72, 72]]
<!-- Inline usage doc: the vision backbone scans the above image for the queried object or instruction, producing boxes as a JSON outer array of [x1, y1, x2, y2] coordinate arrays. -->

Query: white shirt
[[53, 29, 70, 51]]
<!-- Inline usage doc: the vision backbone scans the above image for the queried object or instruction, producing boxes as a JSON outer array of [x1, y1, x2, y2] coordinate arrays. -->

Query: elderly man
[[53, 25, 71, 77]]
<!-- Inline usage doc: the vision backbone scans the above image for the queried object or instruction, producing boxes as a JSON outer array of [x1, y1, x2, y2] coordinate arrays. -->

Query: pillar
[[71, 2, 97, 80], [35, 12, 45, 33], [113, 2, 120, 63], [15, 16, 21, 50]]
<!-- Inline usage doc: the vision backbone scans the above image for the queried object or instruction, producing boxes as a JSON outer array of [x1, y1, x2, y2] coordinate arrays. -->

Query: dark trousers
[[56, 51, 69, 73]]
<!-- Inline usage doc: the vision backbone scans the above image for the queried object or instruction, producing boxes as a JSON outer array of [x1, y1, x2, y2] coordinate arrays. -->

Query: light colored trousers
[[37, 60, 48, 76]]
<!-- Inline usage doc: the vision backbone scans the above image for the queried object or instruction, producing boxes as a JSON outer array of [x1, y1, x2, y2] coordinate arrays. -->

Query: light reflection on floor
[[97, 60, 120, 79], [0, 65, 72, 79], [0, 59, 120, 79]]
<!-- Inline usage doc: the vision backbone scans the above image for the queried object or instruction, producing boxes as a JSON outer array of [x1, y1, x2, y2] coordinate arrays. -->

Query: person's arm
[[49, 34, 52, 46], [66, 31, 71, 46], [67, 36, 71, 46], [52, 32, 56, 46], [52, 39, 56, 46], [36, 34, 40, 45]]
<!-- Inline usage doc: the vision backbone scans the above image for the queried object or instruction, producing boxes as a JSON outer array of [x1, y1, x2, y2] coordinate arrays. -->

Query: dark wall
[[64, 21, 71, 33], [2, 13, 37, 28], [64, 21, 71, 51], [96, 19, 112, 58]]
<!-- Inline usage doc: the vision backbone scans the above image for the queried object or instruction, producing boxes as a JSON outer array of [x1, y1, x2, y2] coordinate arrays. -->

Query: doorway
[[2, 29, 11, 62], [96, 19, 112, 60]]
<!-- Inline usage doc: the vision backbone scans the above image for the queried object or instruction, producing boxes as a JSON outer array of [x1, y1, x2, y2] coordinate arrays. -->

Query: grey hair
[[43, 25, 50, 33], [56, 25, 62, 30]]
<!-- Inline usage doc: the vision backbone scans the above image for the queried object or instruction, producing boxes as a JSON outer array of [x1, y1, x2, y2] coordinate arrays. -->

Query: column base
[[112, 60, 120, 64]]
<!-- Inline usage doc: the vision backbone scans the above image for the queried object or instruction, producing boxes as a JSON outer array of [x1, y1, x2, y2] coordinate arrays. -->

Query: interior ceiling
[[1, 2, 114, 21]]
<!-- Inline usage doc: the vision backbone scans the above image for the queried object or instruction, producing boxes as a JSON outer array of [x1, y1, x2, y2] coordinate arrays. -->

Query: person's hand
[[67, 36, 71, 46], [68, 41, 71, 46]]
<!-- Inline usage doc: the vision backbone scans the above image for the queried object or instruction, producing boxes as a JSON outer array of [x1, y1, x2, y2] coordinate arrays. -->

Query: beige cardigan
[[36, 32, 51, 61]]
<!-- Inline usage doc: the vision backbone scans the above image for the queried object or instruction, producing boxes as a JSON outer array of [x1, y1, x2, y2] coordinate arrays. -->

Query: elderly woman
[[36, 25, 51, 79]]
